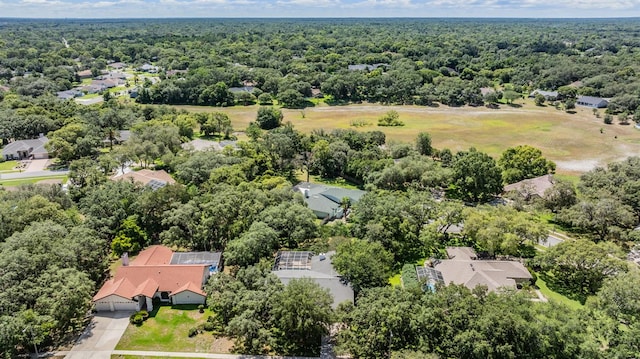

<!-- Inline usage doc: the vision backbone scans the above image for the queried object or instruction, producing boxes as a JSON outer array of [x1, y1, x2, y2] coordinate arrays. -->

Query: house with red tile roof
[[93, 245, 221, 312]]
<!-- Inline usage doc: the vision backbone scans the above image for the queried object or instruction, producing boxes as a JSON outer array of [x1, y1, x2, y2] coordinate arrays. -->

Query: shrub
[[129, 313, 144, 326], [188, 327, 199, 337], [350, 119, 372, 127], [138, 310, 149, 319], [604, 114, 613, 124], [257, 93, 273, 105], [203, 321, 216, 331], [198, 304, 205, 313], [377, 110, 404, 127]]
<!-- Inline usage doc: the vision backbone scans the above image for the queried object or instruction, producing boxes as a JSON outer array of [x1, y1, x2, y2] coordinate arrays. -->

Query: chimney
[[122, 252, 129, 266]]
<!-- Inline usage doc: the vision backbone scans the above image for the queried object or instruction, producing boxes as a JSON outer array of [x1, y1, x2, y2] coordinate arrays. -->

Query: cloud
[[347, 0, 416, 7], [276, 0, 341, 7], [20, 0, 64, 5], [1, 0, 639, 17], [425, 0, 640, 9]]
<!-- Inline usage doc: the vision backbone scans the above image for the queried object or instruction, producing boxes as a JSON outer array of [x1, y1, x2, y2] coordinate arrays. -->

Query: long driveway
[[65, 312, 131, 359]]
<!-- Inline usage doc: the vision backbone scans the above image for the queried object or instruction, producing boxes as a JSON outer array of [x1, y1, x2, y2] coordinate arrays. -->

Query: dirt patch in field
[[555, 159, 601, 172]]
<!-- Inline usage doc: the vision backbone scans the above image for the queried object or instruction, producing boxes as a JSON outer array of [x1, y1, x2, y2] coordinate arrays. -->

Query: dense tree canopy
[[499, 145, 556, 184], [332, 238, 394, 293], [450, 148, 503, 203]]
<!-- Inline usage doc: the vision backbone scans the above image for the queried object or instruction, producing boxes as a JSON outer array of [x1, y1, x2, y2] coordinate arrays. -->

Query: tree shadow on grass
[[324, 98, 354, 106], [538, 272, 588, 305]]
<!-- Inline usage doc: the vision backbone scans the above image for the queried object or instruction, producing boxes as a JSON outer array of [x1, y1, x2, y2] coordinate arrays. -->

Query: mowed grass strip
[[0, 175, 67, 187], [171, 100, 640, 175], [115, 305, 232, 354]]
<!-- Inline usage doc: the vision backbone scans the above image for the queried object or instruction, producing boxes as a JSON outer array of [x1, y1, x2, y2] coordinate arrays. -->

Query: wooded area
[[0, 18, 639, 358]]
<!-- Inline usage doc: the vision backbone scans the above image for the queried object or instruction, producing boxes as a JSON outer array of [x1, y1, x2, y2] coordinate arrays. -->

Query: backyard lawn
[[115, 305, 233, 354], [535, 272, 584, 311], [295, 170, 361, 189], [172, 99, 640, 176]]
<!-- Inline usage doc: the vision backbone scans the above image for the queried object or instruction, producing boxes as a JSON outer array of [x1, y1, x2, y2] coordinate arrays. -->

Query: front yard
[[115, 305, 234, 354], [0, 160, 18, 171]]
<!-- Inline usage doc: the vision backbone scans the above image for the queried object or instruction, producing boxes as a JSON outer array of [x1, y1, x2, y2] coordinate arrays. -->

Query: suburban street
[[0, 169, 68, 180], [0, 159, 68, 181]]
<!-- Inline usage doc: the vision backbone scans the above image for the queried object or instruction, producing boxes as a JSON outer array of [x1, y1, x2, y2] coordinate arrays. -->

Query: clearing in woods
[[172, 99, 640, 175]]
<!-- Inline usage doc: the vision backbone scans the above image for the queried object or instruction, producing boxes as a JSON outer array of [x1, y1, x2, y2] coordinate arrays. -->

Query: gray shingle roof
[[293, 182, 366, 220], [2, 137, 49, 157], [432, 247, 532, 293], [576, 96, 608, 108], [273, 251, 353, 308], [503, 174, 555, 198]]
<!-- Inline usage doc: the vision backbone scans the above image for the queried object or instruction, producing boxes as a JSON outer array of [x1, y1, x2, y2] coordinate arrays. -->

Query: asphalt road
[[0, 169, 69, 180]]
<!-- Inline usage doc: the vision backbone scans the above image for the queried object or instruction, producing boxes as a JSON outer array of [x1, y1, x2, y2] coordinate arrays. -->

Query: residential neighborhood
[[1, 17, 640, 359]]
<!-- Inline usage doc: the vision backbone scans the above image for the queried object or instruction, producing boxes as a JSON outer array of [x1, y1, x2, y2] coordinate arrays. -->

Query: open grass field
[[173, 99, 640, 175], [115, 305, 233, 354]]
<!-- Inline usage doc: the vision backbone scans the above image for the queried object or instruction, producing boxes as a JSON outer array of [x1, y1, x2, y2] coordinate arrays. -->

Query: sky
[[0, 0, 639, 18]]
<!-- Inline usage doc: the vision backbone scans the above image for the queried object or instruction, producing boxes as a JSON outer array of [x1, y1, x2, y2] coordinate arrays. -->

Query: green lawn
[[535, 272, 584, 311], [389, 273, 402, 287], [389, 256, 430, 287], [0, 160, 18, 171], [295, 170, 361, 189], [0, 175, 67, 187], [115, 305, 233, 353]]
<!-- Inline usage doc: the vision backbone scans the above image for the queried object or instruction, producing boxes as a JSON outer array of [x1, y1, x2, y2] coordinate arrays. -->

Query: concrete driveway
[[65, 312, 131, 359], [25, 159, 50, 172], [541, 234, 564, 248]]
